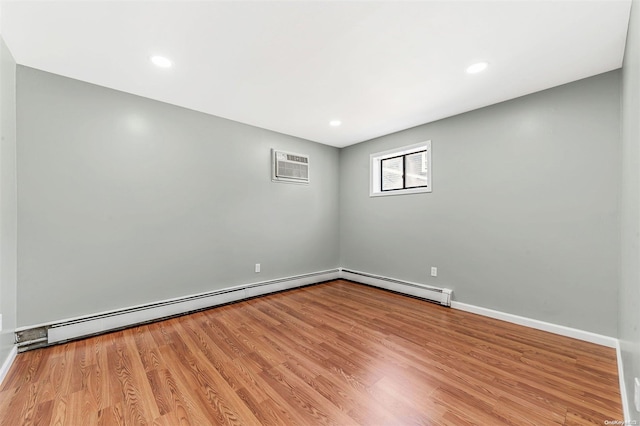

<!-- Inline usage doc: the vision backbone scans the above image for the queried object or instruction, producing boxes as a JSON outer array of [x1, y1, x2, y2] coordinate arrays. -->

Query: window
[[370, 141, 431, 197]]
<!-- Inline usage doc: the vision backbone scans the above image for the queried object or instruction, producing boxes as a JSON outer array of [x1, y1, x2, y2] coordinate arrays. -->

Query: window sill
[[369, 187, 431, 197]]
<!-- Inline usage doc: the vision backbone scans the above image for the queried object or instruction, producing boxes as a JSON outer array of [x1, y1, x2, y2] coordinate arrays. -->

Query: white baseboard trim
[[339, 269, 452, 306], [0, 345, 18, 387], [17, 269, 340, 348], [338, 269, 616, 348], [616, 340, 631, 422], [450, 301, 617, 348]]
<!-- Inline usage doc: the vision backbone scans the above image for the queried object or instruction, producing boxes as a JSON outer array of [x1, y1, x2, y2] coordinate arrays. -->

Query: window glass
[[405, 151, 428, 189], [381, 156, 404, 191]]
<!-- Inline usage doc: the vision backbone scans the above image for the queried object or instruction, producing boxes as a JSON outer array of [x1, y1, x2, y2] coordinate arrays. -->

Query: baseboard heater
[[15, 269, 340, 352], [340, 269, 452, 307]]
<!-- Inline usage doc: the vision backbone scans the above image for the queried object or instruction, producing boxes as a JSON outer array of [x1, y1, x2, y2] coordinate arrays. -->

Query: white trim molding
[[0, 345, 18, 387], [616, 340, 631, 423], [16, 269, 340, 350], [450, 301, 617, 348]]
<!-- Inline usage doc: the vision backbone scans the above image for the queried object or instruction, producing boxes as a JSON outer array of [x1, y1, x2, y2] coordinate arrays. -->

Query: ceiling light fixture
[[150, 55, 172, 68], [329, 120, 341, 127], [466, 62, 488, 74]]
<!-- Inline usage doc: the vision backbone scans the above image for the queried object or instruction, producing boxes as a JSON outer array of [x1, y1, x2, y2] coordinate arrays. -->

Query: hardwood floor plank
[[49, 395, 68, 426], [312, 375, 398, 425], [0, 349, 48, 393], [145, 369, 171, 417], [157, 368, 192, 425], [32, 399, 54, 426], [158, 330, 261, 426], [0, 280, 623, 425], [0, 384, 37, 426], [66, 389, 98, 426], [107, 335, 149, 425], [257, 398, 305, 425], [93, 333, 117, 411], [227, 358, 273, 403], [431, 386, 509, 425], [133, 325, 163, 373], [490, 395, 566, 425], [366, 375, 438, 424], [259, 365, 356, 426], [155, 343, 229, 425], [96, 403, 125, 426]]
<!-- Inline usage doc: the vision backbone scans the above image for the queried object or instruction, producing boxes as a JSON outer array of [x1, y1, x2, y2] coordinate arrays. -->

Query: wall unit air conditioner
[[272, 149, 310, 183]]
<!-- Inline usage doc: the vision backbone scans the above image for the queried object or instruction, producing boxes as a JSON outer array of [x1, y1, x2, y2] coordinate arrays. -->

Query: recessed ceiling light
[[150, 55, 172, 68], [466, 62, 488, 74], [329, 120, 341, 127]]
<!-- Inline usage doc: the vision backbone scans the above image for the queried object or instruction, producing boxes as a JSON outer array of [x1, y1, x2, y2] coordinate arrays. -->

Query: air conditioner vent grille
[[272, 149, 310, 183], [286, 154, 308, 163], [277, 160, 309, 180]]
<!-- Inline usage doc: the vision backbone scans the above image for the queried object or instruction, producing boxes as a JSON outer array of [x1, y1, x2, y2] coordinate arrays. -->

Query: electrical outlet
[[635, 377, 640, 412], [255, 263, 261, 273], [431, 267, 438, 277]]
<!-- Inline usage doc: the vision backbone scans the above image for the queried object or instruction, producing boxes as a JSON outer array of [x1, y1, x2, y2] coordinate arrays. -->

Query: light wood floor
[[0, 280, 622, 425]]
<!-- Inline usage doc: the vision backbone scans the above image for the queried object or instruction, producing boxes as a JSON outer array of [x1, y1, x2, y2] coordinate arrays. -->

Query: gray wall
[[620, 0, 640, 420], [340, 71, 621, 336], [0, 37, 17, 363], [11, 43, 627, 341], [16, 66, 340, 326]]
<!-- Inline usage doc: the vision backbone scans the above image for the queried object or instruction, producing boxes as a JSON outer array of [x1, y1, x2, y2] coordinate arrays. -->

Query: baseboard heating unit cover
[[15, 269, 340, 352], [340, 269, 452, 306]]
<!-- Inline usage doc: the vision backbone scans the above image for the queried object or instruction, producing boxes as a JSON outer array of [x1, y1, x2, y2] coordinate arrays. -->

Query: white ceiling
[[1, 1, 632, 148]]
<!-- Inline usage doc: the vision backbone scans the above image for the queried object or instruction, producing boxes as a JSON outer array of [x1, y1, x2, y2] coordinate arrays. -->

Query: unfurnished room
[[0, 0, 639, 425]]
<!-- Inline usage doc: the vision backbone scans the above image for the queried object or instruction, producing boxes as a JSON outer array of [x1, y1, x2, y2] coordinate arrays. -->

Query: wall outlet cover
[[430, 267, 438, 277], [255, 263, 261, 273]]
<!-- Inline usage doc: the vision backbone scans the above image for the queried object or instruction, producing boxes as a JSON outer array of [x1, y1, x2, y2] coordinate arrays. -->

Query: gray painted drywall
[[16, 66, 340, 326], [0, 37, 17, 363], [12, 46, 626, 342], [620, 0, 640, 419], [340, 71, 621, 336]]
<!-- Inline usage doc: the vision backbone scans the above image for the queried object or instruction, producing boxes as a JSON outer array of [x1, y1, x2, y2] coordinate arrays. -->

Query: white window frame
[[370, 141, 432, 197]]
